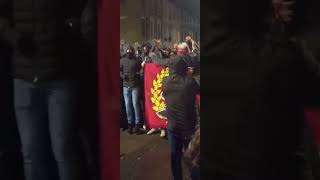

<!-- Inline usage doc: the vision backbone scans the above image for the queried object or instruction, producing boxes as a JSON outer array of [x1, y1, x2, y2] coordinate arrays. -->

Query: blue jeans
[[167, 130, 193, 180], [14, 79, 83, 180], [123, 86, 141, 126]]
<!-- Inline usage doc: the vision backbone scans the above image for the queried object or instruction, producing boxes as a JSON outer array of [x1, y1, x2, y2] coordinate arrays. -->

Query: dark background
[[200, 0, 320, 179]]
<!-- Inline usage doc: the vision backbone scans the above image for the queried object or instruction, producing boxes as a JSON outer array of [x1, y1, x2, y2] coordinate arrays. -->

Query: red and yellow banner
[[144, 64, 169, 129]]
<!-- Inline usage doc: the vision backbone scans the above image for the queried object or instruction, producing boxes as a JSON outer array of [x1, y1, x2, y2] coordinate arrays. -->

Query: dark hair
[[126, 45, 135, 53], [142, 43, 150, 51], [161, 47, 171, 58]]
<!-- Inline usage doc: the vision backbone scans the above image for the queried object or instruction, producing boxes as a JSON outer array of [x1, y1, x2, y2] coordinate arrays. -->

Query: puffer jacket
[[120, 54, 142, 88]]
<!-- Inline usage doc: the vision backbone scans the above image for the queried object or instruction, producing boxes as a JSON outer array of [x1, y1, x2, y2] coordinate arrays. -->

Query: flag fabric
[[197, 95, 200, 107], [144, 64, 169, 129], [305, 108, 320, 144], [98, 0, 119, 179]]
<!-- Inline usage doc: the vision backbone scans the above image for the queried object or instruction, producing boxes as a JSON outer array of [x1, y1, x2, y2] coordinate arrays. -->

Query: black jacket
[[202, 0, 320, 179], [180, 54, 200, 76], [163, 56, 199, 135], [120, 54, 142, 88], [139, 53, 151, 78], [152, 54, 199, 73], [0, 0, 96, 81]]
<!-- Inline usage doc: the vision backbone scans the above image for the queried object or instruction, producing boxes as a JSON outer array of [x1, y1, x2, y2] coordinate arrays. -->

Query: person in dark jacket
[[202, 0, 320, 179], [120, 45, 143, 134], [0, 0, 95, 180], [151, 44, 199, 80], [120, 74, 128, 130], [163, 55, 200, 180], [176, 43, 200, 78], [151, 39, 163, 59], [141, 44, 152, 64], [138, 44, 151, 129]]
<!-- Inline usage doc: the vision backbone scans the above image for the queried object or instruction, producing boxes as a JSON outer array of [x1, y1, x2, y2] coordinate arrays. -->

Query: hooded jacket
[[151, 53, 200, 78], [163, 56, 200, 136], [202, 0, 320, 179]]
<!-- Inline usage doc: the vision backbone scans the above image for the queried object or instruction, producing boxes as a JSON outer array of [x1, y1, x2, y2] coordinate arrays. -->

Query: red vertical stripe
[[305, 109, 320, 145], [97, 0, 120, 180]]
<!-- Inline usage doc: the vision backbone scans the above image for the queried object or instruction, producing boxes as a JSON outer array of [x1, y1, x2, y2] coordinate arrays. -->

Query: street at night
[[120, 130, 189, 180]]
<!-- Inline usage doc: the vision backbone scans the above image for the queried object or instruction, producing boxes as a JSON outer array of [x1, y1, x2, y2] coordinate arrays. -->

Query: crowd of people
[[120, 36, 200, 180]]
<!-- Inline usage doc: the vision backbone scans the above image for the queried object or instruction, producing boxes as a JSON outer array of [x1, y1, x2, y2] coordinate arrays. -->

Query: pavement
[[120, 128, 318, 180], [120, 129, 189, 180]]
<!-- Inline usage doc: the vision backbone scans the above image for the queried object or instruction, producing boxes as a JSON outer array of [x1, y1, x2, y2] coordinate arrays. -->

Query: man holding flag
[[163, 55, 200, 180], [143, 41, 200, 179]]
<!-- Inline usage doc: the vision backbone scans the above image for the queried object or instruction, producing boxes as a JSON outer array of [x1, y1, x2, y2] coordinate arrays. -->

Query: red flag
[[98, 0, 119, 179], [144, 64, 169, 129], [197, 95, 200, 107], [305, 108, 320, 144]]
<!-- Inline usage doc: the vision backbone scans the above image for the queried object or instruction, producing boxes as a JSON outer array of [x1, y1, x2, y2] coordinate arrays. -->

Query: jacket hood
[[125, 52, 135, 59], [168, 56, 188, 76]]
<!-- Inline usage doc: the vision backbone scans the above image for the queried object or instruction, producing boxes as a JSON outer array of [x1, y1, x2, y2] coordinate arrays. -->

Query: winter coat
[[163, 56, 200, 136], [120, 54, 142, 88]]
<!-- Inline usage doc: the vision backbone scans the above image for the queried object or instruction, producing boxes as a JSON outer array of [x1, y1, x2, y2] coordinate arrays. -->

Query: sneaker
[[134, 125, 144, 135], [127, 124, 134, 135], [160, 129, 166, 138], [127, 128, 133, 135], [147, 128, 157, 135]]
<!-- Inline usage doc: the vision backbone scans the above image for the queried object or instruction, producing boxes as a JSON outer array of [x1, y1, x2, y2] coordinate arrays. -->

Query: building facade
[[120, 0, 200, 46]]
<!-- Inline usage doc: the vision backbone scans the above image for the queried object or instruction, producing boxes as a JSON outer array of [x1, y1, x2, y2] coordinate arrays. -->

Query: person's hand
[[272, 0, 295, 24], [141, 61, 146, 68]]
